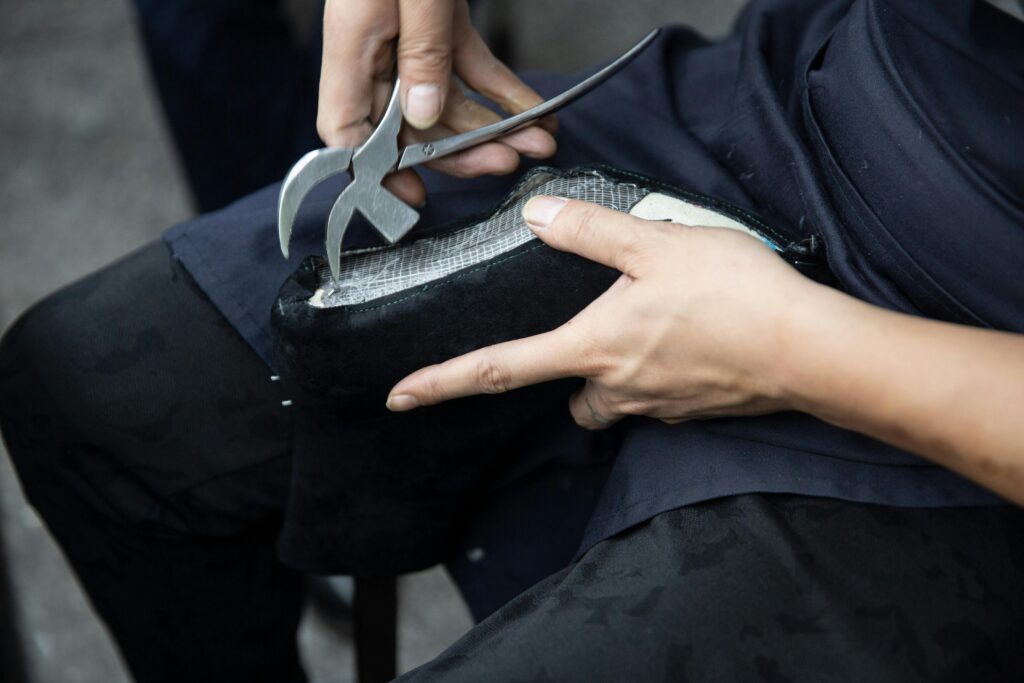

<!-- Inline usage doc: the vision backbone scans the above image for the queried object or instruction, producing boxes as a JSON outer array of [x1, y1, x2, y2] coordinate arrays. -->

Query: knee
[[0, 293, 81, 465], [0, 298, 57, 411], [0, 309, 29, 387], [1, 292, 129, 530]]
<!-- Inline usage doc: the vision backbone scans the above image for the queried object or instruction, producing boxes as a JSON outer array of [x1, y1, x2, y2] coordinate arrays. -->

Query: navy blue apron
[[165, 0, 1021, 616]]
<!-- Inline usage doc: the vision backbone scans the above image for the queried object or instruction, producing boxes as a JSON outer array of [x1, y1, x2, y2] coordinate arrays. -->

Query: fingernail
[[386, 394, 420, 412], [517, 127, 557, 159], [523, 196, 567, 231], [404, 84, 442, 129]]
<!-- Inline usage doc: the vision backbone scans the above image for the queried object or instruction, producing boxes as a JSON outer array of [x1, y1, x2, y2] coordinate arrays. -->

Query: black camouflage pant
[[1, 242, 1022, 682], [401, 495, 1024, 682]]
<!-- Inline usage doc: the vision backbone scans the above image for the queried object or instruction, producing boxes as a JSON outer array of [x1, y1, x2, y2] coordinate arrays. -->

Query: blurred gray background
[[0, 1, 744, 681]]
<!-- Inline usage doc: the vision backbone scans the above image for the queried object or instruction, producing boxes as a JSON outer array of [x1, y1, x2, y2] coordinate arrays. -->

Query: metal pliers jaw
[[278, 81, 419, 279], [278, 146, 351, 260], [278, 28, 661, 281]]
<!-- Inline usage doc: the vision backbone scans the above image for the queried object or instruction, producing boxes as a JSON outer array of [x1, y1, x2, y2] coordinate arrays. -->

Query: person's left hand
[[385, 196, 824, 429]]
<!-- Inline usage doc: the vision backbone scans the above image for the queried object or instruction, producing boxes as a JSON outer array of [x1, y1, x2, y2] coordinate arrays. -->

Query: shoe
[[271, 165, 826, 575]]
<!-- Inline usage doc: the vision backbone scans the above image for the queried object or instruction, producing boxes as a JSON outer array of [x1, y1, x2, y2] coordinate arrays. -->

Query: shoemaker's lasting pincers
[[278, 29, 660, 281]]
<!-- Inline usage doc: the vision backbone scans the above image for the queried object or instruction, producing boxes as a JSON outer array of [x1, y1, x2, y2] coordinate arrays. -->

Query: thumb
[[523, 197, 651, 276]]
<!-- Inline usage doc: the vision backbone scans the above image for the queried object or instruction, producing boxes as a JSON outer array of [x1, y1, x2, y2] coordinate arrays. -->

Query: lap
[[4, 243, 1021, 682], [0, 241, 292, 535], [401, 495, 1024, 682]]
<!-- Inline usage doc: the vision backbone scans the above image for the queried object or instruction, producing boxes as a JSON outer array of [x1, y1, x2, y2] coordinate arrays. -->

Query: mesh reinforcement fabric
[[310, 170, 649, 308]]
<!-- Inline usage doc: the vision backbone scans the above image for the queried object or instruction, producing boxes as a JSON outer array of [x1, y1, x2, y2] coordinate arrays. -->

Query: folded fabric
[[271, 165, 830, 575]]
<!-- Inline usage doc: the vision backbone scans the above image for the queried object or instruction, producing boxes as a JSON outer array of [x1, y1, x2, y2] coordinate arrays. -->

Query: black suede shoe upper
[[271, 166, 827, 575]]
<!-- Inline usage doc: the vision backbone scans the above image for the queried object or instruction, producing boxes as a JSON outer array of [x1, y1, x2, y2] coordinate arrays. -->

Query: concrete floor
[[0, 1, 743, 681]]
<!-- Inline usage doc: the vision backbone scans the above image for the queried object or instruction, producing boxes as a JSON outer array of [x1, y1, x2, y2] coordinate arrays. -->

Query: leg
[[131, 0, 322, 211], [400, 495, 1024, 681], [0, 243, 305, 683]]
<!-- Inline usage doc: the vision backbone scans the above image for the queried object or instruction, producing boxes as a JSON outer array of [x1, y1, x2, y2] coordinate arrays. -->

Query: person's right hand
[[318, 0, 558, 206]]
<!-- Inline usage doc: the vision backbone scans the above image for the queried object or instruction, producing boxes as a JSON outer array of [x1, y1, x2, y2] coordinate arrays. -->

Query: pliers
[[278, 29, 659, 280]]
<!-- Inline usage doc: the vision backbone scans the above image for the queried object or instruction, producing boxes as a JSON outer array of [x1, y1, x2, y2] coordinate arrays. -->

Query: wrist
[[768, 280, 862, 416]]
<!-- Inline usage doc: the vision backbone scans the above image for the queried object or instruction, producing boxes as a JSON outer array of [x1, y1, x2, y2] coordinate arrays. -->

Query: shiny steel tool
[[278, 29, 659, 280]]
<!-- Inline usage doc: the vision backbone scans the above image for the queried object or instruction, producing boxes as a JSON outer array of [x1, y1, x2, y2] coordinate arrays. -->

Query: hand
[[318, 0, 557, 206], [385, 197, 1024, 506], [386, 196, 823, 429]]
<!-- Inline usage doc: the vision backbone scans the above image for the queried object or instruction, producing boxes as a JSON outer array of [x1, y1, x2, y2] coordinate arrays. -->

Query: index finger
[[523, 197, 652, 276], [386, 326, 585, 410], [318, 0, 397, 147]]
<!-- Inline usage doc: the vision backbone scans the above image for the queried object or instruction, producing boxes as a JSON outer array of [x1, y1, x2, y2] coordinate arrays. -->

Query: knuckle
[[575, 342, 609, 379], [616, 399, 650, 416], [649, 219, 678, 240], [617, 224, 650, 270], [423, 373, 448, 403], [568, 330, 612, 380], [475, 356, 512, 394], [567, 202, 601, 238], [447, 153, 470, 177], [398, 40, 452, 74]]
